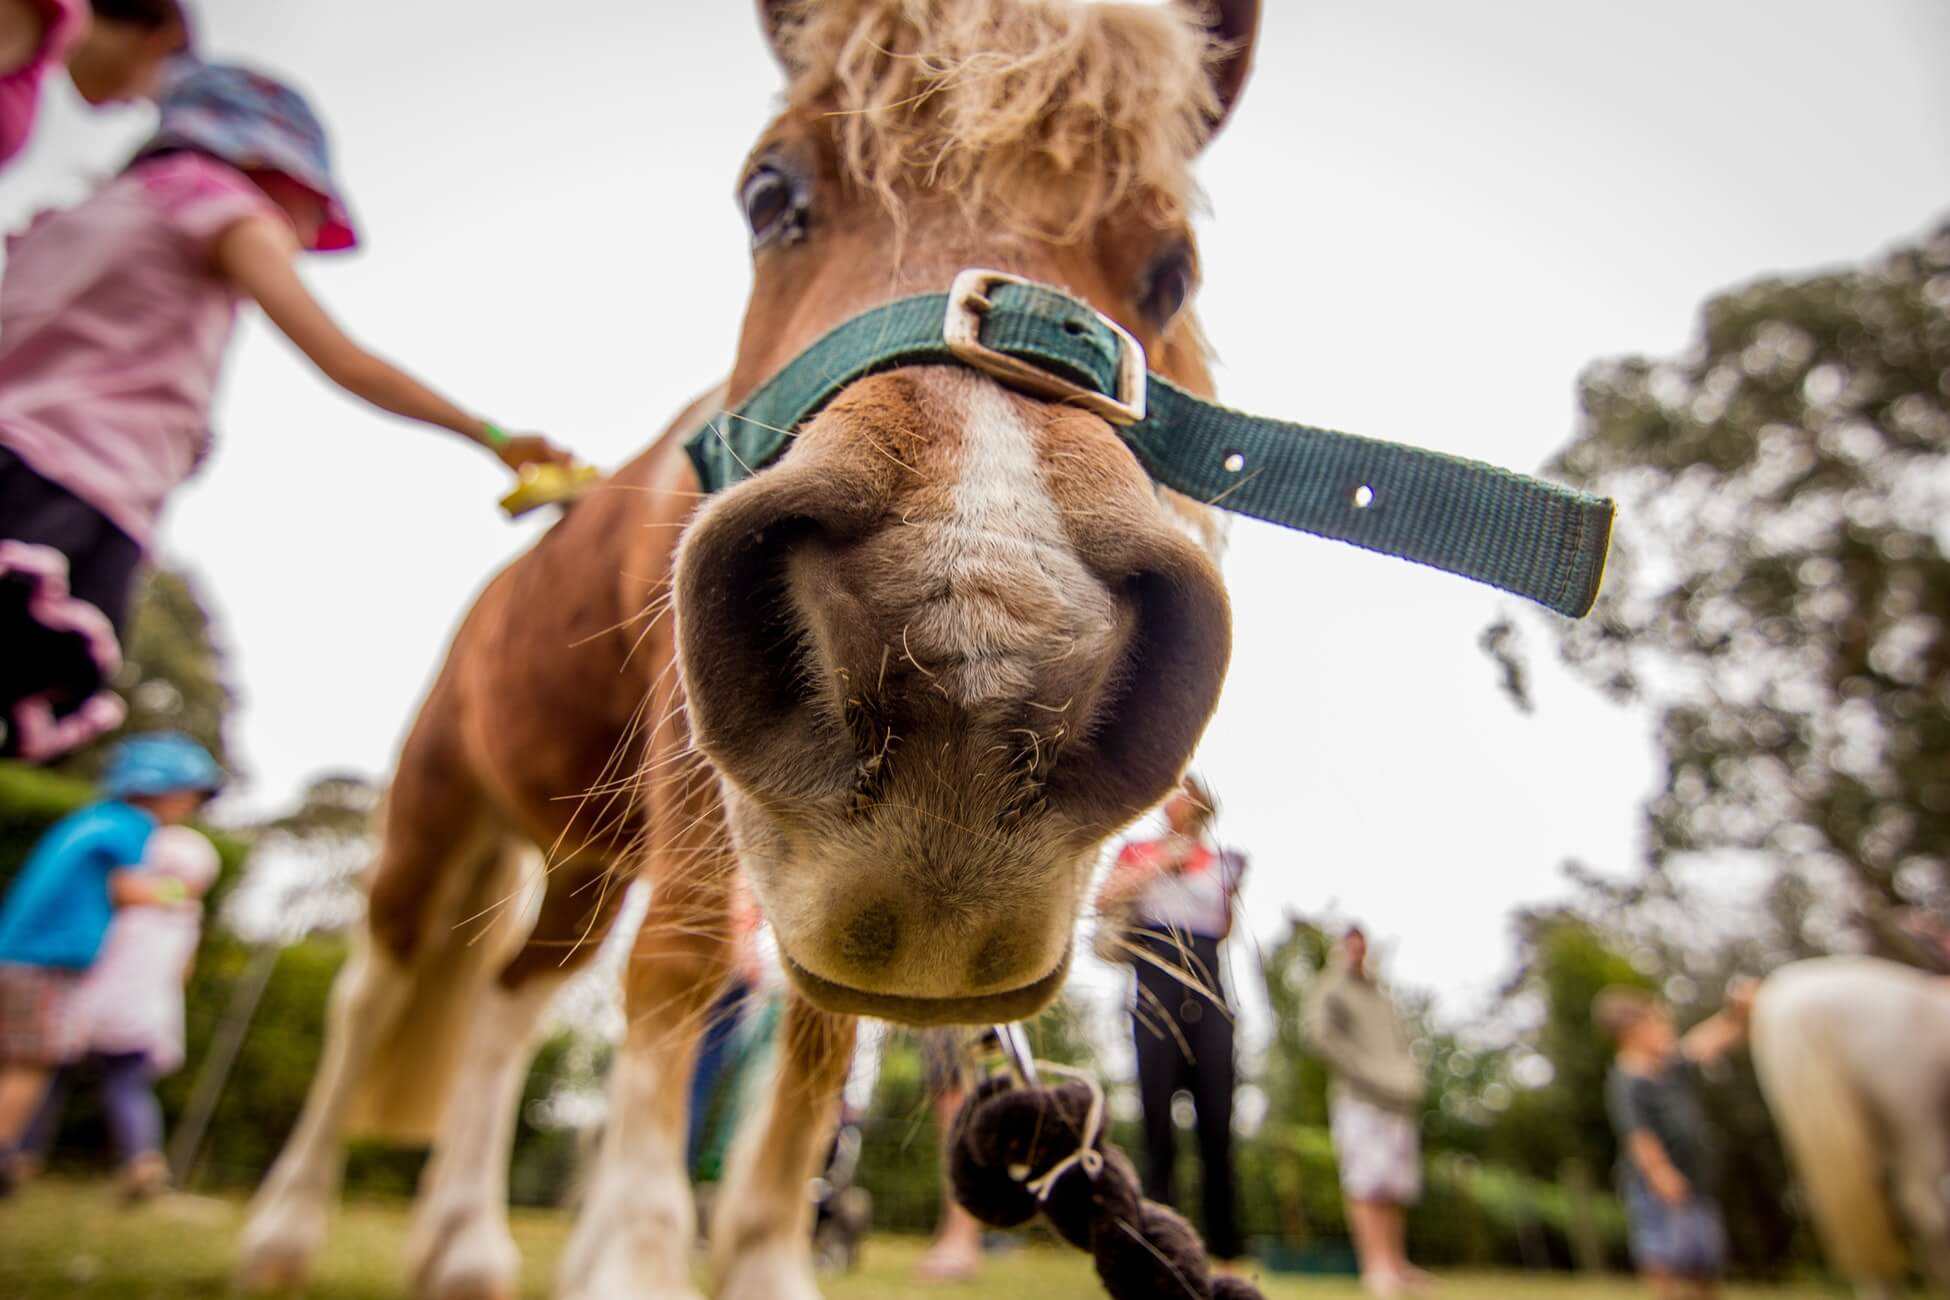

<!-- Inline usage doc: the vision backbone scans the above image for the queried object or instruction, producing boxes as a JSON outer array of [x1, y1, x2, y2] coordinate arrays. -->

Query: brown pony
[[238, 3, 1257, 1297]]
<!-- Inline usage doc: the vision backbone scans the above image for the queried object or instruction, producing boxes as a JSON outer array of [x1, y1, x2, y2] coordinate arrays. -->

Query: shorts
[[0, 963, 86, 1067], [1330, 1089, 1422, 1204], [1624, 1180, 1727, 1278], [0, 447, 138, 760]]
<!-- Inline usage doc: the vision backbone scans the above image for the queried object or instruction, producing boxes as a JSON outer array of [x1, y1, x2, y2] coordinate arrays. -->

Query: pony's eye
[[741, 165, 805, 248], [1139, 244, 1197, 327]]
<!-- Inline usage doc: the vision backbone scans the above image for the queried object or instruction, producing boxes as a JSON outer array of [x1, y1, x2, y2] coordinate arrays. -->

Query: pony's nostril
[[839, 902, 901, 971], [969, 926, 1030, 989]]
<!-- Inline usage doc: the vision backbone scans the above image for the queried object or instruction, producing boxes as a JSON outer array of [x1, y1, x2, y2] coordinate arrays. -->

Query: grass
[[0, 1177, 1868, 1299]]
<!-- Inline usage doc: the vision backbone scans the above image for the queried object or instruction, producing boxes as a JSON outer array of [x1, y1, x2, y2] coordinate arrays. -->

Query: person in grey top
[[1304, 925, 1429, 1297]]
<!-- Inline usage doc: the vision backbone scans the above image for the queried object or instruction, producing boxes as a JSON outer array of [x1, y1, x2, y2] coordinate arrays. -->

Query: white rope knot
[[1017, 1061, 1107, 1204]]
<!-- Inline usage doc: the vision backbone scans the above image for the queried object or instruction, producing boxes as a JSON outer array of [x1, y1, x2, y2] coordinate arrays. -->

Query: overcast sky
[[5, 0, 1947, 1026]]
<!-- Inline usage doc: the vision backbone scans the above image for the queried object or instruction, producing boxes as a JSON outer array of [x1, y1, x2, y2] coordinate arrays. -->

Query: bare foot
[[1362, 1271, 1404, 1299], [913, 1238, 982, 1283]]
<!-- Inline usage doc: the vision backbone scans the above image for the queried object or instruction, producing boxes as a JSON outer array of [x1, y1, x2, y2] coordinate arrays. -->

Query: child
[[0, 0, 192, 166], [0, 60, 572, 760], [0, 731, 221, 1192], [1593, 980, 1757, 1300], [23, 822, 219, 1199]]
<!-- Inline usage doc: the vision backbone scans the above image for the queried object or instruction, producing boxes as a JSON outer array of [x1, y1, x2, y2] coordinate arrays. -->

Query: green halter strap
[[687, 271, 1613, 618]]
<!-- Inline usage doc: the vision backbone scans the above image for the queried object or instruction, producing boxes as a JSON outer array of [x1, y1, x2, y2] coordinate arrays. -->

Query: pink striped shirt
[[0, 153, 286, 546]]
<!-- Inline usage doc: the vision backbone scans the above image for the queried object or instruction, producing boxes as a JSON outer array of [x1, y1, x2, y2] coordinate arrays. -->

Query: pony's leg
[[1890, 1115, 1950, 1288], [409, 856, 629, 1300], [236, 938, 413, 1291], [557, 868, 733, 1300], [709, 994, 857, 1300], [403, 969, 566, 1300]]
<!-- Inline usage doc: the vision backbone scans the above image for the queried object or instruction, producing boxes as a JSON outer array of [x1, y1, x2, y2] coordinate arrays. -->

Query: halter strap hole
[[1353, 484, 1375, 509], [1062, 318, 1089, 336], [1222, 451, 1246, 473]]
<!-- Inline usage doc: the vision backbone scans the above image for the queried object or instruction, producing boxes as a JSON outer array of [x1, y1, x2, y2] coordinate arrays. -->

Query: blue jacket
[[0, 801, 157, 969]]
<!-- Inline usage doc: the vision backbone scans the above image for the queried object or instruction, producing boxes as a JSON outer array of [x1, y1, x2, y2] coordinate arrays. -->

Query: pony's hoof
[[233, 1242, 313, 1294], [409, 1207, 521, 1300], [714, 1248, 822, 1300], [426, 1278, 517, 1300]]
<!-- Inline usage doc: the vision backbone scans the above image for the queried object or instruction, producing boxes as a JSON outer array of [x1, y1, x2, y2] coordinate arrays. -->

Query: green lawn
[[0, 1178, 1866, 1299]]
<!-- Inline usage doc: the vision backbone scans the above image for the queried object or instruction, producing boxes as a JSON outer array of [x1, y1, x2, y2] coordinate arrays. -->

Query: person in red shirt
[[1094, 774, 1247, 1263]]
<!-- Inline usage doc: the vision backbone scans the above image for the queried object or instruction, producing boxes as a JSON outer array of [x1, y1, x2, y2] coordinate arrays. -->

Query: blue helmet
[[101, 733, 225, 803]]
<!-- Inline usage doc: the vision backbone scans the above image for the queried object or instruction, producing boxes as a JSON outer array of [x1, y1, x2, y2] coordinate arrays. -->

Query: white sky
[[5, 0, 1947, 1026]]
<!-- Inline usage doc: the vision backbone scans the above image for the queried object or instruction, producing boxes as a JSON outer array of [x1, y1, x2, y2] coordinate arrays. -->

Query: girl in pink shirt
[[0, 62, 571, 760], [0, 0, 191, 166]]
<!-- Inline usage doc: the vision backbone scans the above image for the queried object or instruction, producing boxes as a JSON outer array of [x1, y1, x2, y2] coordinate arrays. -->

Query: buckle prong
[[945, 269, 1147, 425]]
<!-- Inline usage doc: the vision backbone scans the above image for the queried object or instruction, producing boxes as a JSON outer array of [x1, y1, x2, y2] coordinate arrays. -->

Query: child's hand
[[1649, 1164, 1692, 1206], [495, 434, 575, 473]]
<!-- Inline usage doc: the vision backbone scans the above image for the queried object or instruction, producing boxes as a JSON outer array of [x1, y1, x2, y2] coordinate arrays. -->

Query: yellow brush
[[499, 462, 601, 519]]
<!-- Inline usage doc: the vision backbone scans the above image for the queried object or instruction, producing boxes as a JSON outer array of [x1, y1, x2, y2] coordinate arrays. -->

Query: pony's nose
[[673, 452, 890, 801], [676, 373, 1231, 838]]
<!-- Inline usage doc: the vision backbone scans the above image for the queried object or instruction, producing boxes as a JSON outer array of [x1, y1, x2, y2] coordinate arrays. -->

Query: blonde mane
[[778, 0, 1221, 240]]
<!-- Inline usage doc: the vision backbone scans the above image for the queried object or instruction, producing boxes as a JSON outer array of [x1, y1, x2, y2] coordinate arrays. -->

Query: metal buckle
[[944, 268, 1148, 426]]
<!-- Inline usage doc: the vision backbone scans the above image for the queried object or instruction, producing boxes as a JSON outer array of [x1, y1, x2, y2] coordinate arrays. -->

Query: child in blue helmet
[[0, 61, 573, 761], [0, 730, 221, 1190]]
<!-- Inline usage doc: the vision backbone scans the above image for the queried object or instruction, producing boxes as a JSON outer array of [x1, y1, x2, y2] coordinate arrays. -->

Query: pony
[[236, 3, 1259, 1297], [1751, 955, 1950, 1298]]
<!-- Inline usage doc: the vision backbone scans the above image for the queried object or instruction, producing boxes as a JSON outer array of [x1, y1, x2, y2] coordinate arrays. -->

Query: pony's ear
[[755, 0, 798, 72], [1180, 0, 1261, 140]]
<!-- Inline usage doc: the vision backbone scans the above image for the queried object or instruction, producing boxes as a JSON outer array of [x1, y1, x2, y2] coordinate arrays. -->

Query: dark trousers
[[0, 448, 141, 757], [23, 1051, 164, 1163], [1130, 929, 1241, 1260]]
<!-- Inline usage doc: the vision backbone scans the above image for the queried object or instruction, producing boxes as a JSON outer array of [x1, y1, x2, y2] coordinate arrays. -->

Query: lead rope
[[1020, 1061, 1106, 1202], [951, 1047, 1268, 1299]]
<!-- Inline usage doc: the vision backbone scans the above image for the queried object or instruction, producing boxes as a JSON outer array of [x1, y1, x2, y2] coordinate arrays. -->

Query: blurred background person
[[685, 884, 762, 1179], [1595, 981, 1756, 1300], [914, 1028, 983, 1282], [0, 731, 219, 1194], [1305, 924, 1429, 1297], [20, 821, 220, 1200], [0, 60, 570, 762], [1094, 774, 1247, 1265], [0, 0, 192, 168]]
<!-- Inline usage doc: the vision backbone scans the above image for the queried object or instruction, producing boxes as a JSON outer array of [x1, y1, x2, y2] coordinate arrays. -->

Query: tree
[[42, 565, 235, 784], [222, 772, 379, 942], [1504, 219, 1950, 960]]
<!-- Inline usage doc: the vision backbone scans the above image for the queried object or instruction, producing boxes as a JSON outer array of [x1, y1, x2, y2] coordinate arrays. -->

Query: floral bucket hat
[[143, 60, 359, 252]]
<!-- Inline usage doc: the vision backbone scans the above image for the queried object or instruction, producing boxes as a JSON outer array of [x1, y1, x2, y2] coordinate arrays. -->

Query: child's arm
[[1626, 1129, 1692, 1205], [1680, 978, 1757, 1066], [108, 869, 189, 908], [1092, 845, 1162, 919], [210, 216, 571, 473]]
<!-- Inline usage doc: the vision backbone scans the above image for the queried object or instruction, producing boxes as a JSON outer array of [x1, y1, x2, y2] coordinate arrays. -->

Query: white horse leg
[[404, 971, 565, 1300], [1890, 1119, 1950, 1289], [710, 996, 856, 1300], [555, 1013, 706, 1300], [237, 941, 412, 1291]]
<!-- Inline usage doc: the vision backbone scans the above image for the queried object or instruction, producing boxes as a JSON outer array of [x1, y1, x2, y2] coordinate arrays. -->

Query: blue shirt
[[0, 801, 156, 969]]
